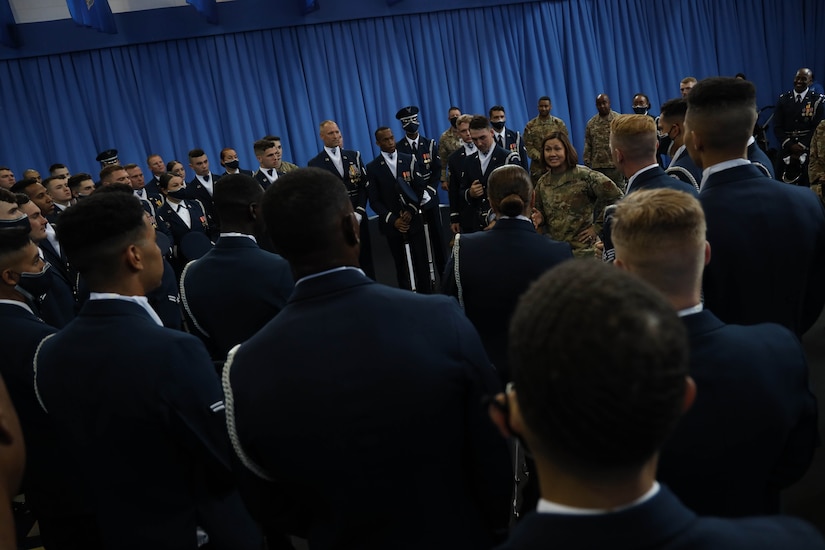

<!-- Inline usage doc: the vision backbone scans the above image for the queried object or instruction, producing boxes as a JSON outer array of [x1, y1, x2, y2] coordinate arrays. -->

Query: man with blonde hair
[[611, 188, 818, 517], [599, 114, 696, 261]]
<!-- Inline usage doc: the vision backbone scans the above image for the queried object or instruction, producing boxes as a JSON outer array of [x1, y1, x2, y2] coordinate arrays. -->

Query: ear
[[704, 241, 711, 267], [0, 268, 17, 287], [487, 393, 512, 439], [613, 147, 624, 166], [682, 375, 697, 414], [124, 243, 144, 273], [248, 202, 259, 221], [342, 212, 359, 246], [613, 257, 628, 271]]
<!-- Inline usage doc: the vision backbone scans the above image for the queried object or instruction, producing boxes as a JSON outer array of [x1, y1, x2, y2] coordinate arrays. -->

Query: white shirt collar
[[325, 146, 340, 158], [700, 158, 751, 187], [295, 266, 364, 287], [0, 299, 34, 315], [626, 164, 659, 192], [537, 482, 660, 515], [381, 151, 397, 163], [677, 303, 704, 317], [88, 292, 164, 326], [405, 137, 418, 148], [497, 215, 531, 222], [463, 142, 476, 154], [747, 135, 756, 147], [219, 232, 257, 244]]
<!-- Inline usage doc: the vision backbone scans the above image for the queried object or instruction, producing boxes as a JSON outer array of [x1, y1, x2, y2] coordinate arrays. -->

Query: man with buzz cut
[[490, 259, 825, 550], [307, 120, 374, 278], [688, 77, 825, 337], [34, 192, 262, 549], [252, 138, 297, 189], [611, 188, 818, 517], [223, 168, 511, 549]]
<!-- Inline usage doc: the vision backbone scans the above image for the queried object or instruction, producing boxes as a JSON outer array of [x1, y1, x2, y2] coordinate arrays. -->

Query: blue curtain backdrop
[[0, 0, 821, 193]]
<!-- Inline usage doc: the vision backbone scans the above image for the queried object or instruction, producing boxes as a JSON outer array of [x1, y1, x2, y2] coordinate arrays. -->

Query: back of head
[[56, 192, 147, 284], [213, 174, 263, 224], [686, 77, 757, 151], [488, 165, 532, 217], [610, 114, 657, 162], [0, 228, 32, 271], [9, 178, 37, 195], [509, 260, 688, 480], [611, 188, 706, 298], [261, 168, 351, 263]]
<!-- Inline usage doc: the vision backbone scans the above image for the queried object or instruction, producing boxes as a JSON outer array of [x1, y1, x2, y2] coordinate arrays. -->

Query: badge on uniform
[[422, 153, 431, 165], [402, 171, 411, 182], [348, 164, 362, 185]]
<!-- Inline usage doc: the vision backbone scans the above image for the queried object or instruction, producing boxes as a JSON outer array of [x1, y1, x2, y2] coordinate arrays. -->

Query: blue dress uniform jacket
[[37, 239, 77, 328], [497, 127, 528, 170], [34, 299, 261, 550], [307, 148, 375, 278], [658, 310, 818, 517], [666, 145, 702, 191], [457, 146, 521, 233], [185, 173, 221, 218], [448, 145, 471, 227], [774, 88, 825, 185], [495, 485, 825, 550], [601, 166, 698, 261], [699, 163, 825, 336], [180, 235, 294, 360], [366, 152, 432, 291], [223, 268, 512, 549], [442, 218, 572, 383], [397, 135, 448, 276]]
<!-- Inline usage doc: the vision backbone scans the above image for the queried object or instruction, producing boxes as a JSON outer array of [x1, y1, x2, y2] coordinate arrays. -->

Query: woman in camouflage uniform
[[531, 132, 623, 258]]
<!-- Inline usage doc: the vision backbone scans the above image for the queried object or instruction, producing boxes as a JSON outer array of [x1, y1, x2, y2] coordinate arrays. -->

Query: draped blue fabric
[[0, 0, 822, 194], [66, 0, 116, 33], [0, 0, 16, 48], [186, 0, 218, 24], [300, 0, 320, 15]]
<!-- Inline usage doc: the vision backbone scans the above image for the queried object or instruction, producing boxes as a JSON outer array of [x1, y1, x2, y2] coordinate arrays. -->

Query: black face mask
[[224, 160, 240, 170], [658, 134, 673, 156], [450, 116, 459, 128], [167, 189, 187, 200], [14, 262, 53, 301], [402, 122, 419, 134], [632, 106, 649, 115], [491, 120, 506, 131]]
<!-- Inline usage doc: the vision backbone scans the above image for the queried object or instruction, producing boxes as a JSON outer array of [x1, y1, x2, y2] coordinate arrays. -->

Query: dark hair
[[469, 115, 490, 131], [253, 139, 276, 156], [158, 172, 180, 190], [213, 174, 263, 224], [509, 260, 689, 480], [48, 163, 66, 173], [93, 183, 133, 195], [632, 93, 650, 104], [541, 131, 578, 171], [261, 167, 350, 261], [0, 228, 32, 268], [219, 148, 235, 161], [374, 126, 391, 140], [14, 193, 29, 206], [42, 176, 63, 189], [67, 173, 93, 191], [0, 188, 15, 204], [166, 160, 182, 171], [488, 105, 505, 117], [10, 178, 38, 194], [488, 165, 532, 217], [188, 148, 206, 160], [659, 98, 687, 120], [55, 192, 148, 283], [686, 77, 757, 150], [262, 135, 281, 142], [448, 106, 461, 113], [734, 72, 747, 80], [538, 96, 551, 103]]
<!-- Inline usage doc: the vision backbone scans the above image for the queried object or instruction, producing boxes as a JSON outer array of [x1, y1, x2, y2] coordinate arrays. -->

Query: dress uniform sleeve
[[367, 165, 399, 229], [355, 152, 368, 217]]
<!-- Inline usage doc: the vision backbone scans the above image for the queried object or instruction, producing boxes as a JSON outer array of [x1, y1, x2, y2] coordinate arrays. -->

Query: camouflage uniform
[[809, 121, 825, 191], [438, 128, 463, 183], [278, 160, 299, 173], [583, 110, 624, 190], [523, 115, 569, 181], [535, 165, 623, 258]]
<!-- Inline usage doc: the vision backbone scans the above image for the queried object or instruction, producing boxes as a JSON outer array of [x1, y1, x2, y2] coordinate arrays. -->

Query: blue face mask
[[14, 262, 53, 301]]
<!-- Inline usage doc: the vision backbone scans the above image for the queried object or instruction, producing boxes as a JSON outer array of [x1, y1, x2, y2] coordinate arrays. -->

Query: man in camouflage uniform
[[438, 106, 463, 191], [523, 96, 569, 183], [584, 94, 624, 190], [809, 120, 825, 201]]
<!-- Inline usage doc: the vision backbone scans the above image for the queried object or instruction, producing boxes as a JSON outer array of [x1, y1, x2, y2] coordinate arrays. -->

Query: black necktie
[[176, 203, 185, 212], [267, 169, 274, 177], [496, 135, 504, 148], [412, 141, 418, 152], [203, 174, 210, 182], [797, 94, 803, 104]]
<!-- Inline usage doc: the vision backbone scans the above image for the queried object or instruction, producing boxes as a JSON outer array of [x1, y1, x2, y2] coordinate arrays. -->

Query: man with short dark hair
[[457, 115, 520, 233], [180, 174, 293, 360], [491, 260, 825, 549], [43, 175, 74, 217], [0, 167, 14, 190], [660, 98, 702, 190], [99, 164, 130, 187], [488, 105, 528, 170], [612, 188, 818, 517], [67, 173, 95, 200], [438, 106, 463, 190], [34, 192, 261, 549], [774, 67, 825, 185], [48, 164, 69, 179], [186, 148, 221, 220], [448, 114, 476, 234], [252, 139, 281, 189], [224, 167, 511, 548], [584, 93, 623, 189], [680, 76, 697, 97], [688, 77, 825, 336]]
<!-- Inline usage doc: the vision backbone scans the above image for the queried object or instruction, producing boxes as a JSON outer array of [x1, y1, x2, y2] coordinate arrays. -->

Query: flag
[[187, 0, 218, 24], [66, 0, 117, 34], [0, 0, 18, 48]]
